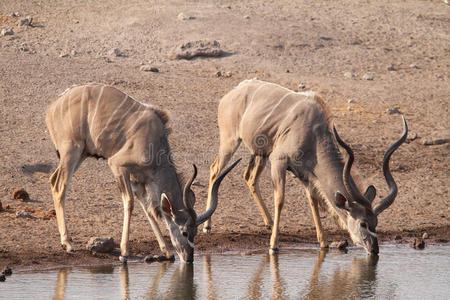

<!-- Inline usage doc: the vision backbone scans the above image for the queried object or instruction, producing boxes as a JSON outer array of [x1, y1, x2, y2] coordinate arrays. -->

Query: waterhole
[[2, 244, 449, 299]]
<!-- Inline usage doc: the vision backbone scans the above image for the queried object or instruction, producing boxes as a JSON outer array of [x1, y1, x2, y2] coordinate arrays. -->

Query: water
[[2, 244, 449, 299]]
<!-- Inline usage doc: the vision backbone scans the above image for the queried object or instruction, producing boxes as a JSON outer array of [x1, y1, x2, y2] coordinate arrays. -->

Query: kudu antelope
[[46, 83, 240, 263], [203, 79, 407, 255]]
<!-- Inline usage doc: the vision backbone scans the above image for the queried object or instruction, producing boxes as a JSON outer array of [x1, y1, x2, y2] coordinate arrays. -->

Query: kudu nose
[[370, 238, 379, 255]]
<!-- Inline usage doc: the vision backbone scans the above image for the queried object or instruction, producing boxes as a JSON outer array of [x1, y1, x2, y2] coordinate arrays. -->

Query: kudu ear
[[364, 185, 376, 203], [161, 193, 174, 218], [335, 192, 349, 210]]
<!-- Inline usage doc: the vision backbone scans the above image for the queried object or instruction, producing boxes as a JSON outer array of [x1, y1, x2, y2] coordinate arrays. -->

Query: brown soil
[[0, 0, 448, 269]]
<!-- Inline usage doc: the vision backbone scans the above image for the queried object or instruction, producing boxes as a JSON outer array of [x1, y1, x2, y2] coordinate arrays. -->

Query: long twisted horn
[[183, 164, 197, 222], [374, 116, 408, 215], [196, 158, 241, 226], [333, 124, 372, 210]]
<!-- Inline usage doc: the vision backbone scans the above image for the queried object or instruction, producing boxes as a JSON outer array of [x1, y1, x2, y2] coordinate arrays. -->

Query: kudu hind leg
[[203, 140, 241, 233], [49, 144, 84, 253], [244, 155, 272, 229]]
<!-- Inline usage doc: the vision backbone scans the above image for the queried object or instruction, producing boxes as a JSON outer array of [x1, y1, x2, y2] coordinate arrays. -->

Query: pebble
[[409, 64, 420, 69], [16, 210, 33, 218], [2, 267, 12, 276], [344, 72, 356, 79], [110, 48, 122, 57], [387, 64, 397, 71], [0, 28, 14, 36], [86, 237, 115, 253], [362, 74, 374, 80], [386, 108, 401, 115], [216, 71, 232, 78], [298, 82, 306, 89], [59, 53, 70, 58], [347, 98, 356, 104], [18, 16, 33, 27], [329, 239, 348, 250], [11, 12, 21, 17], [409, 237, 425, 249], [177, 13, 195, 20], [422, 232, 429, 239], [140, 65, 159, 72], [243, 15, 250, 19]]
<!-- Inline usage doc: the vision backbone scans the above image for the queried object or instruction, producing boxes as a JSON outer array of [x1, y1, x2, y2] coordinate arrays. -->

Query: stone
[[347, 98, 356, 104], [387, 64, 397, 71], [298, 82, 306, 89], [362, 74, 374, 80], [422, 232, 429, 239], [344, 72, 355, 79], [177, 13, 195, 20], [409, 64, 420, 69], [59, 53, 70, 58], [140, 65, 159, 72], [0, 28, 14, 36], [110, 48, 122, 57], [409, 237, 425, 249], [11, 12, 21, 17], [70, 49, 77, 56], [16, 210, 34, 218], [86, 237, 115, 253], [169, 40, 224, 60], [243, 15, 250, 19], [329, 239, 348, 250], [386, 108, 401, 115], [12, 188, 30, 202], [2, 267, 12, 276], [18, 16, 33, 27]]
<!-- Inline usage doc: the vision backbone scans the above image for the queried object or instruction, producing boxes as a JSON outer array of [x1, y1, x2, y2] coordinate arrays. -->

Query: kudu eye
[[361, 222, 368, 229], [182, 231, 188, 237]]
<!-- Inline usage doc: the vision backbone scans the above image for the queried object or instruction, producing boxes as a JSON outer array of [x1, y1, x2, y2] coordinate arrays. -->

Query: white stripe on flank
[[241, 83, 268, 121], [89, 85, 105, 129], [67, 89, 75, 136], [95, 94, 129, 143], [80, 86, 86, 136], [112, 100, 137, 135], [256, 91, 292, 132], [125, 109, 148, 136]]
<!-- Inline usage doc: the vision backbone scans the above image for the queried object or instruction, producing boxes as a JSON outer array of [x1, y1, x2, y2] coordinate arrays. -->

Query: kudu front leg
[[269, 160, 287, 254], [306, 190, 328, 249], [111, 166, 135, 263]]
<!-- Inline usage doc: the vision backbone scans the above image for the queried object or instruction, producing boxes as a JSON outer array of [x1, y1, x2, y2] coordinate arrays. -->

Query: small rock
[[362, 74, 374, 80], [409, 64, 420, 69], [409, 237, 425, 249], [394, 235, 402, 240], [329, 239, 348, 250], [59, 53, 70, 58], [169, 40, 224, 60], [422, 138, 450, 146], [0, 28, 14, 36], [344, 72, 356, 79], [243, 15, 250, 19], [110, 48, 122, 57], [12, 188, 30, 202], [86, 237, 115, 253], [16, 210, 34, 218], [2, 267, 12, 276], [70, 49, 77, 56], [422, 232, 429, 239], [18, 16, 33, 27], [387, 64, 397, 71], [140, 65, 159, 72], [144, 255, 157, 263], [216, 71, 232, 78], [11, 12, 21, 17], [386, 108, 401, 115], [347, 105, 352, 111], [347, 98, 356, 104], [298, 82, 306, 90], [177, 13, 195, 20], [0, 274, 5, 282]]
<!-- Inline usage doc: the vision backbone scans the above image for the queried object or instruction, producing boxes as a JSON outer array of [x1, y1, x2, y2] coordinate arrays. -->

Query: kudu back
[[203, 79, 407, 255], [46, 83, 240, 263]]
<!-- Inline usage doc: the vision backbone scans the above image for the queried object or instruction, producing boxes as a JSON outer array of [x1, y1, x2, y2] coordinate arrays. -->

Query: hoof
[[269, 248, 279, 255], [61, 244, 74, 253], [202, 227, 211, 234], [119, 256, 128, 264]]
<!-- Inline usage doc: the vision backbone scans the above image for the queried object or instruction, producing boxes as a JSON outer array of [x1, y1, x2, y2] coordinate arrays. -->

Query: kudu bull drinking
[[203, 79, 407, 255], [46, 83, 240, 263]]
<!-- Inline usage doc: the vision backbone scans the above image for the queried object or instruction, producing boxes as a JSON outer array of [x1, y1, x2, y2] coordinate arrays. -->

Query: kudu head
[[160, 159, 241, 263], [333, 116, 407, 255]]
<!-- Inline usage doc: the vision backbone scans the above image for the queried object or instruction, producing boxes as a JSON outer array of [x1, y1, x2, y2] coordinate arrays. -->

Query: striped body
[[46, 84, 167, 162]]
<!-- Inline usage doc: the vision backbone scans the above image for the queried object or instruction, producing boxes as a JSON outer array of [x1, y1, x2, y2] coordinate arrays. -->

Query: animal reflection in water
[[52, 252, 378, 299]]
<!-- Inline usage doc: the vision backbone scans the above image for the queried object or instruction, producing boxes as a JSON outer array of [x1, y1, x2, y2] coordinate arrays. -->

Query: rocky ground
[[0, 0, 449, 269]]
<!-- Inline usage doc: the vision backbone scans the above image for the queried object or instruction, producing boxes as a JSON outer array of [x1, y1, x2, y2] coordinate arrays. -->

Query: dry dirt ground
[[0, 0, 449, 269]]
